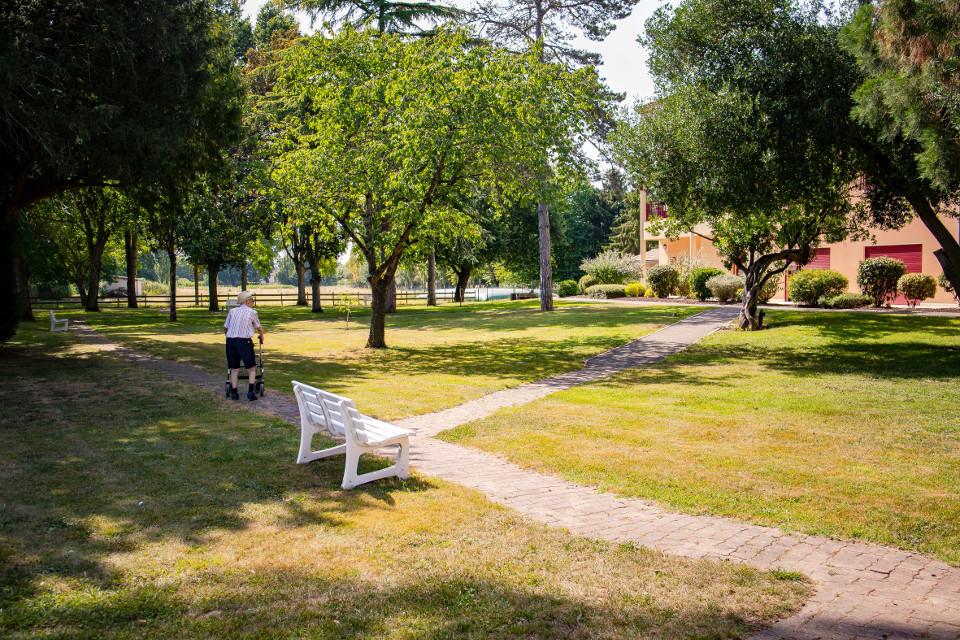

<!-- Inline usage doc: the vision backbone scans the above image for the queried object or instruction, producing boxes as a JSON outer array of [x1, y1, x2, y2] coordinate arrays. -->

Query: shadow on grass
[[0, 571, 772, 639], [0, 346, 434, 610]]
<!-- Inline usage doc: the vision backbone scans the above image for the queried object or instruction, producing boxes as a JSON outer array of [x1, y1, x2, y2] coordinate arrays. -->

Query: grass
[[0, 322, 810, 639], [61, 300, 700, 421], [441, 310, 960, 565]]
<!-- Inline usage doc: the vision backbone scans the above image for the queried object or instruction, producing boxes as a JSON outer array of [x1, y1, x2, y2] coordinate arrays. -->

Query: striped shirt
[[224, 305, 261, 339]]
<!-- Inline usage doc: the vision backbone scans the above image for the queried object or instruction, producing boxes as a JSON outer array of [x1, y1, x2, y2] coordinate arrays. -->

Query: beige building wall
[[650, 214, 959, 304]]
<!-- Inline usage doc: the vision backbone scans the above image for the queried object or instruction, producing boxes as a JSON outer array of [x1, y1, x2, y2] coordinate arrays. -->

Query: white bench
[[292, 381, 412, 489], [225, 300, 240, 312], [49, 311, 69, 332]]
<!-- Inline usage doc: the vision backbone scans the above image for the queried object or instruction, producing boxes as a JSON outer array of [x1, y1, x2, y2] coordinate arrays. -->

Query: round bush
[[820, 292, 871, 309], [706, 273, 744, 303], [898, 273, 936, 308], [585, 284, 627, 299], [644, 286, 655, 298], [580, 250, 642, 285], [624, 281, 644, 297], [578, 274, 596, 294], [858, 257, 906, 307], [647, 264, 680, 298], [689, 267, 724, 301], [556, 279, 579, 298], [787, 269, 848, 306]]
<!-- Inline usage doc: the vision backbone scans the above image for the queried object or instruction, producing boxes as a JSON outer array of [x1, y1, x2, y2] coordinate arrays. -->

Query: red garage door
[[807, 248, 831, 270], [865, 244, 922, 304]]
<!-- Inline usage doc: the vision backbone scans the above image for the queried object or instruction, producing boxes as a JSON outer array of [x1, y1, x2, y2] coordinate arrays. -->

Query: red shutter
[[807, 248, 831, 270], [864, 244, 922, 272]]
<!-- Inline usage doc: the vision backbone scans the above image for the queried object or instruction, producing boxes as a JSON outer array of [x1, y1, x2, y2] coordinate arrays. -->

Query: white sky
[[242, 0, 666, 104]]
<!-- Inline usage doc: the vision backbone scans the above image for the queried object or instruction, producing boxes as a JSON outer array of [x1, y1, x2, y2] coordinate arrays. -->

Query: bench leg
[[296, 427, 347, 464], [341, 439, 410, 490]]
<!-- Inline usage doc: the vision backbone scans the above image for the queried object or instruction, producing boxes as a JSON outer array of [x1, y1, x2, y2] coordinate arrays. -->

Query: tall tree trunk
[[193, 264, 200, 306], [124, 228, 138, 309], [14, 248, 33, 322], [454, 266, 471, 303], [906, 192, 960, 295], [427, 250, 437, 306], [537, 202, 554, 311], [207, 265, 219, 312], [386, 279, 397, 314], [367, 276, 390, 348], [0, 222, 18, 340], [167, 247, 178, 322], [308, 258, 323, 313], [295, 261, 307, 306], [738, 268, 763, 331], [76, 279, 88, 309], [85, 243, 106, 312], [240, 259, 248, 291]]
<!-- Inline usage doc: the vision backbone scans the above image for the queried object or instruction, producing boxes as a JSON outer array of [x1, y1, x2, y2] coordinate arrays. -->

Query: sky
[[242, 0, 667, 105]]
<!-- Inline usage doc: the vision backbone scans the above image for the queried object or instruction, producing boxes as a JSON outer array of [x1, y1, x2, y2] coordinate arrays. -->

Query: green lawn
[[63, 300, 700, 421], [441, 311, 960, 565], [0, 323, 809, 639]]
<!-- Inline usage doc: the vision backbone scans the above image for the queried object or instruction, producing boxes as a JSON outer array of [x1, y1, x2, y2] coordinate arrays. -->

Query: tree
[[272, 28, 595, 347], [552, 174, 622, 280], [615, 0, 860, 329], [843, 0, 960, 295], [285, 0, 462, 34], [471, 0, 639, 311], [0, 0, 245, 333]]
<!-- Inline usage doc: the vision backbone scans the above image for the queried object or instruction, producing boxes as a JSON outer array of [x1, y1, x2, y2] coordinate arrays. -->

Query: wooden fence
[[30, 289, 479, 310]]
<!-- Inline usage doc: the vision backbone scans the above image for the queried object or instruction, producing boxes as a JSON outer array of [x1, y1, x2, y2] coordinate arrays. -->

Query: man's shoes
[[230, 388, 240, 401], [247, 389, 258, 402]]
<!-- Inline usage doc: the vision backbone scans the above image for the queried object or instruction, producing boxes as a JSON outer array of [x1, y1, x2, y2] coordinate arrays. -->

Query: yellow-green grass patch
[[441, 311, 960, 564]]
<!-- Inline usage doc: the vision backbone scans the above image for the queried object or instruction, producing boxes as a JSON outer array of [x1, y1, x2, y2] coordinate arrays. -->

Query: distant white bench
[[49, 311, 69, 332], [292, 381, 412, 489]]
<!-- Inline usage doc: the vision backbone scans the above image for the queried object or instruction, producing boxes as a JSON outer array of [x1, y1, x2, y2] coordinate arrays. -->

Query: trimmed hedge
[[689, 267, 724, 301], [819, 292, 871, 309], [585, 284, 627, 299], [624, 281, 644, 297], [578, 274, 596, 294], [644, 286, 655, 297], [706, 273, 743, 303], [647, 264, 679, 298], [556, 279, 579, 298], [787, 269, 848, 306], [858, 257, 906, 307], [898, 273, 936, 308]]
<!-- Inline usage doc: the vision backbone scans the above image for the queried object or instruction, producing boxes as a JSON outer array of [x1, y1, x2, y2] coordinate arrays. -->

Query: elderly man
[[224, 291, 265, 401]]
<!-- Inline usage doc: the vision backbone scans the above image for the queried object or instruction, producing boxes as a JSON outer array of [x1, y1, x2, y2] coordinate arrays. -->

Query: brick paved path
[[72, 310, 960, 639]]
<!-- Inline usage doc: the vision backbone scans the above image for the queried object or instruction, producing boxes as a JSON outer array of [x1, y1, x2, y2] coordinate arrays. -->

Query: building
[[640, 191, 960, 304]]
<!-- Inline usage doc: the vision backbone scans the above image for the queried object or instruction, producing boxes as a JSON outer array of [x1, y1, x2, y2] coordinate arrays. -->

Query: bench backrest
[[292, 381, 362, 444]]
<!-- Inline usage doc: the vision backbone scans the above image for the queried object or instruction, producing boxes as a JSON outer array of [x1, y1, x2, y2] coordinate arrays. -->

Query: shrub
[[647, 264, 680, 298], [858, 257, 906, 306], [689, 267, 724, 301], [624, 281, 644, 297], [644, 286, 655, 297], [757, 276, 780, 304], [586, 284, 627, 299], [556, 279, 579, 298], [706, 273, 744, 303], [671, 256, 699, 298], [580, 250, 643, 285], [819, 292, 871, 309], [787, 269, 848, 306], [939, 273, 959, 305], [578, 274, 596, 293], [898, 273, 936, 308]]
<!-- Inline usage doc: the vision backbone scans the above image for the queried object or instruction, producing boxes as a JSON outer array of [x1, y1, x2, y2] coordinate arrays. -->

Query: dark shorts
[[226, 338, 256, 369]]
